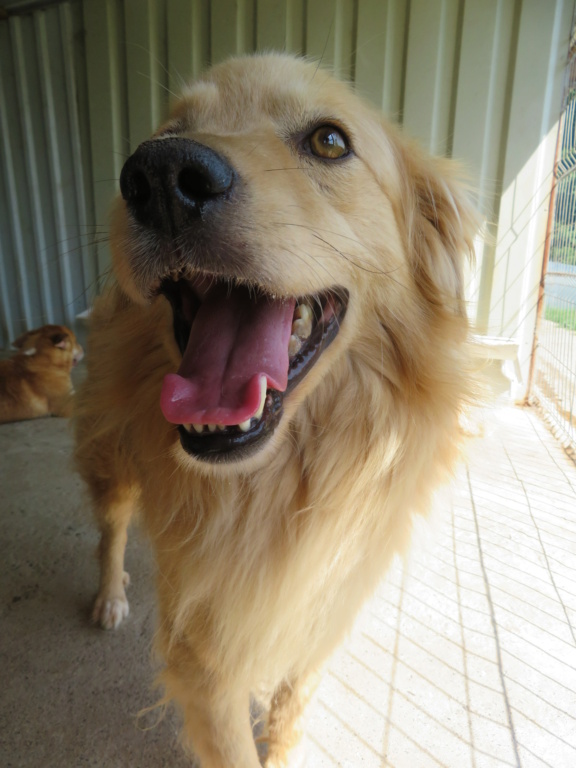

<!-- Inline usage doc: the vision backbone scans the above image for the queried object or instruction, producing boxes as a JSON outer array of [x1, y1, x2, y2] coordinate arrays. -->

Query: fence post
[[524, 109, 564, 403]]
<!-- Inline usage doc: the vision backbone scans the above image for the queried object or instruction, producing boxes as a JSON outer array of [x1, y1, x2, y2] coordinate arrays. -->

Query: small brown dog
[[0, 324, 83, 423], [75, 54, 477, 767]]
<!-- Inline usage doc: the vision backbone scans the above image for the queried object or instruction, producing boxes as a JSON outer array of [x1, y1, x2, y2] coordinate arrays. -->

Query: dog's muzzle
[[117, 137, 349, 464], [119, 137, 236, 234]]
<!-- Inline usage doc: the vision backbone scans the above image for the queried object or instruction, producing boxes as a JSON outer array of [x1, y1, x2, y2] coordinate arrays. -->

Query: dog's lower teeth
[[288, 335, 302, 357], [183, 382, 267, 436]]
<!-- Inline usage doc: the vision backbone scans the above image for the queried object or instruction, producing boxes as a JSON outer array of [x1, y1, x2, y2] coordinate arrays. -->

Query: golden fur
[[74, 54, 477, 767], [0, 324, 83, 423]]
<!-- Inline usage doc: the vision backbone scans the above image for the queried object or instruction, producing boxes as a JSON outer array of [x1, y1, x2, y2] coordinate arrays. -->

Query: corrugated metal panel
[[0, 0, 573, 397], [0, 0, 97, 346]]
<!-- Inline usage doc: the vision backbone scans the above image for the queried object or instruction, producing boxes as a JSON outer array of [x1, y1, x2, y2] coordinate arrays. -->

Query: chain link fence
[[530, 48, 576, 452]]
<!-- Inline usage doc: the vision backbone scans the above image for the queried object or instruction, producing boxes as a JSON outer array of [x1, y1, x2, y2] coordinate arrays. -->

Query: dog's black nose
[[120, 138, 236, 233]]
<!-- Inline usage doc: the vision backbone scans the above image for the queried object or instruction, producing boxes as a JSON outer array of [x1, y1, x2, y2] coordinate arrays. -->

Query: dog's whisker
[[262, 167, 309, 173], [309, 232, 390, 276], [35, 234, 109, 259], [274, 220, 411, 285], [281, 246, 341, 287], [44, 229, 109, 246], [124, 41, 182, 102], [272, 220, 367, 249], [305, 231, 412, 291]]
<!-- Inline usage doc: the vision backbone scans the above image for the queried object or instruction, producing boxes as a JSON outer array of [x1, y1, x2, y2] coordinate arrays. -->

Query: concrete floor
[[1, 404, 575, 767]]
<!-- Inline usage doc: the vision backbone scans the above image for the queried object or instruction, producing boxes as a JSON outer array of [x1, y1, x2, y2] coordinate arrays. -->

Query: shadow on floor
[[1, 405, 575, 767]]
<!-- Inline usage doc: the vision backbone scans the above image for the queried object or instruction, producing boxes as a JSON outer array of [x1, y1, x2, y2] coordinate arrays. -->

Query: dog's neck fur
[[76, 276, 467, 695]]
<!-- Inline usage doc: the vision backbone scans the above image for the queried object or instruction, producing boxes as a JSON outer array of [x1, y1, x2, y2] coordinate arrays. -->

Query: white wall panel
[[166, 0, 210, 92], [403, 0, 463, 155], [488, 0, 571, 387], [0, 0, 573, 389]]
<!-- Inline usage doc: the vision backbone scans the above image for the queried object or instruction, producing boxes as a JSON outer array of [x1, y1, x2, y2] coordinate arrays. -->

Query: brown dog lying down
[[0, 324, 83, 424], [74, 54, 477, 767]]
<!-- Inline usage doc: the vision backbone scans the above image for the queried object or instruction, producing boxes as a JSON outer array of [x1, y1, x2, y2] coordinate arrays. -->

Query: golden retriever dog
[[0, 324, 83, 423], [74, 54, 476, 767]]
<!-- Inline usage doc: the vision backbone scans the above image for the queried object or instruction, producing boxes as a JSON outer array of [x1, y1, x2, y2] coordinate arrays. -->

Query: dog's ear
[[12, 330, 34, 349], [396, 138, 477, 315], [50, 332, 69, 350]]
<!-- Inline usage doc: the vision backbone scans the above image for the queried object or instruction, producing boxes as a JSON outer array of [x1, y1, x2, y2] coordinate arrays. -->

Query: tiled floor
[[306, 406, 576, 767], [1, 404, 575, 767]]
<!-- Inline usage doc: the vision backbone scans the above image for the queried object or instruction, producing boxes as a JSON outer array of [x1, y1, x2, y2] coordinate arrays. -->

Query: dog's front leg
[[91, 491, 136, 630], [265, 671, 320, 768], [160, 649, 261, 768]]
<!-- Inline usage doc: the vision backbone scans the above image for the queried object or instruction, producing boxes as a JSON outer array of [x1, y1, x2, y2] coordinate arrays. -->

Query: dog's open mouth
[[158, 274, 348, 462]]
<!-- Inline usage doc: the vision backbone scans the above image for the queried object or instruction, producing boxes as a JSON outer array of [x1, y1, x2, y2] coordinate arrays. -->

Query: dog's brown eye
[[308, 126, 349, 159]]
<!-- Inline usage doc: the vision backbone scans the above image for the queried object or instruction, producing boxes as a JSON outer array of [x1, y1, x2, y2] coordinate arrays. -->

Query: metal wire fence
[[531, 51, 576, 452]]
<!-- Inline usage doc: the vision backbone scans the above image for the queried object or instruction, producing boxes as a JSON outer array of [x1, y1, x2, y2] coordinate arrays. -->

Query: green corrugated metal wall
[[0, 0, 573, 392]]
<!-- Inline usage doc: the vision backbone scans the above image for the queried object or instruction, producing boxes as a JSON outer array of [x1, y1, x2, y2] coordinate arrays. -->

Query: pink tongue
[[160, 285, 296, 425]]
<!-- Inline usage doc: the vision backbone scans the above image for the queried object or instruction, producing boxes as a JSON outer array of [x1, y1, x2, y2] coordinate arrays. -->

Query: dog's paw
[[92, 593, 130, 629], [265, 741, 307, 768], [92, 571, 130, 629]]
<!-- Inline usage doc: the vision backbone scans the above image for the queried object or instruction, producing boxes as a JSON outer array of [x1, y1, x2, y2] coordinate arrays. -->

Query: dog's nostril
[[178, 167, 216, 201], [120, 138, 236, 230], [128, 169, 151, 203], [177, 161, 234, 203], [120, 164, 152, 205]]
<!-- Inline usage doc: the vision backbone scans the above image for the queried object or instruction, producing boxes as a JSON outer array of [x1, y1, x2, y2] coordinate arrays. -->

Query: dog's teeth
[[294, 304, 312, 322], [184, 390, 265, 438], [292, 303, 313, 338], [254, 376, 267, 420], [288, 334, 302, 357], [292, 317, 312, 339]]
